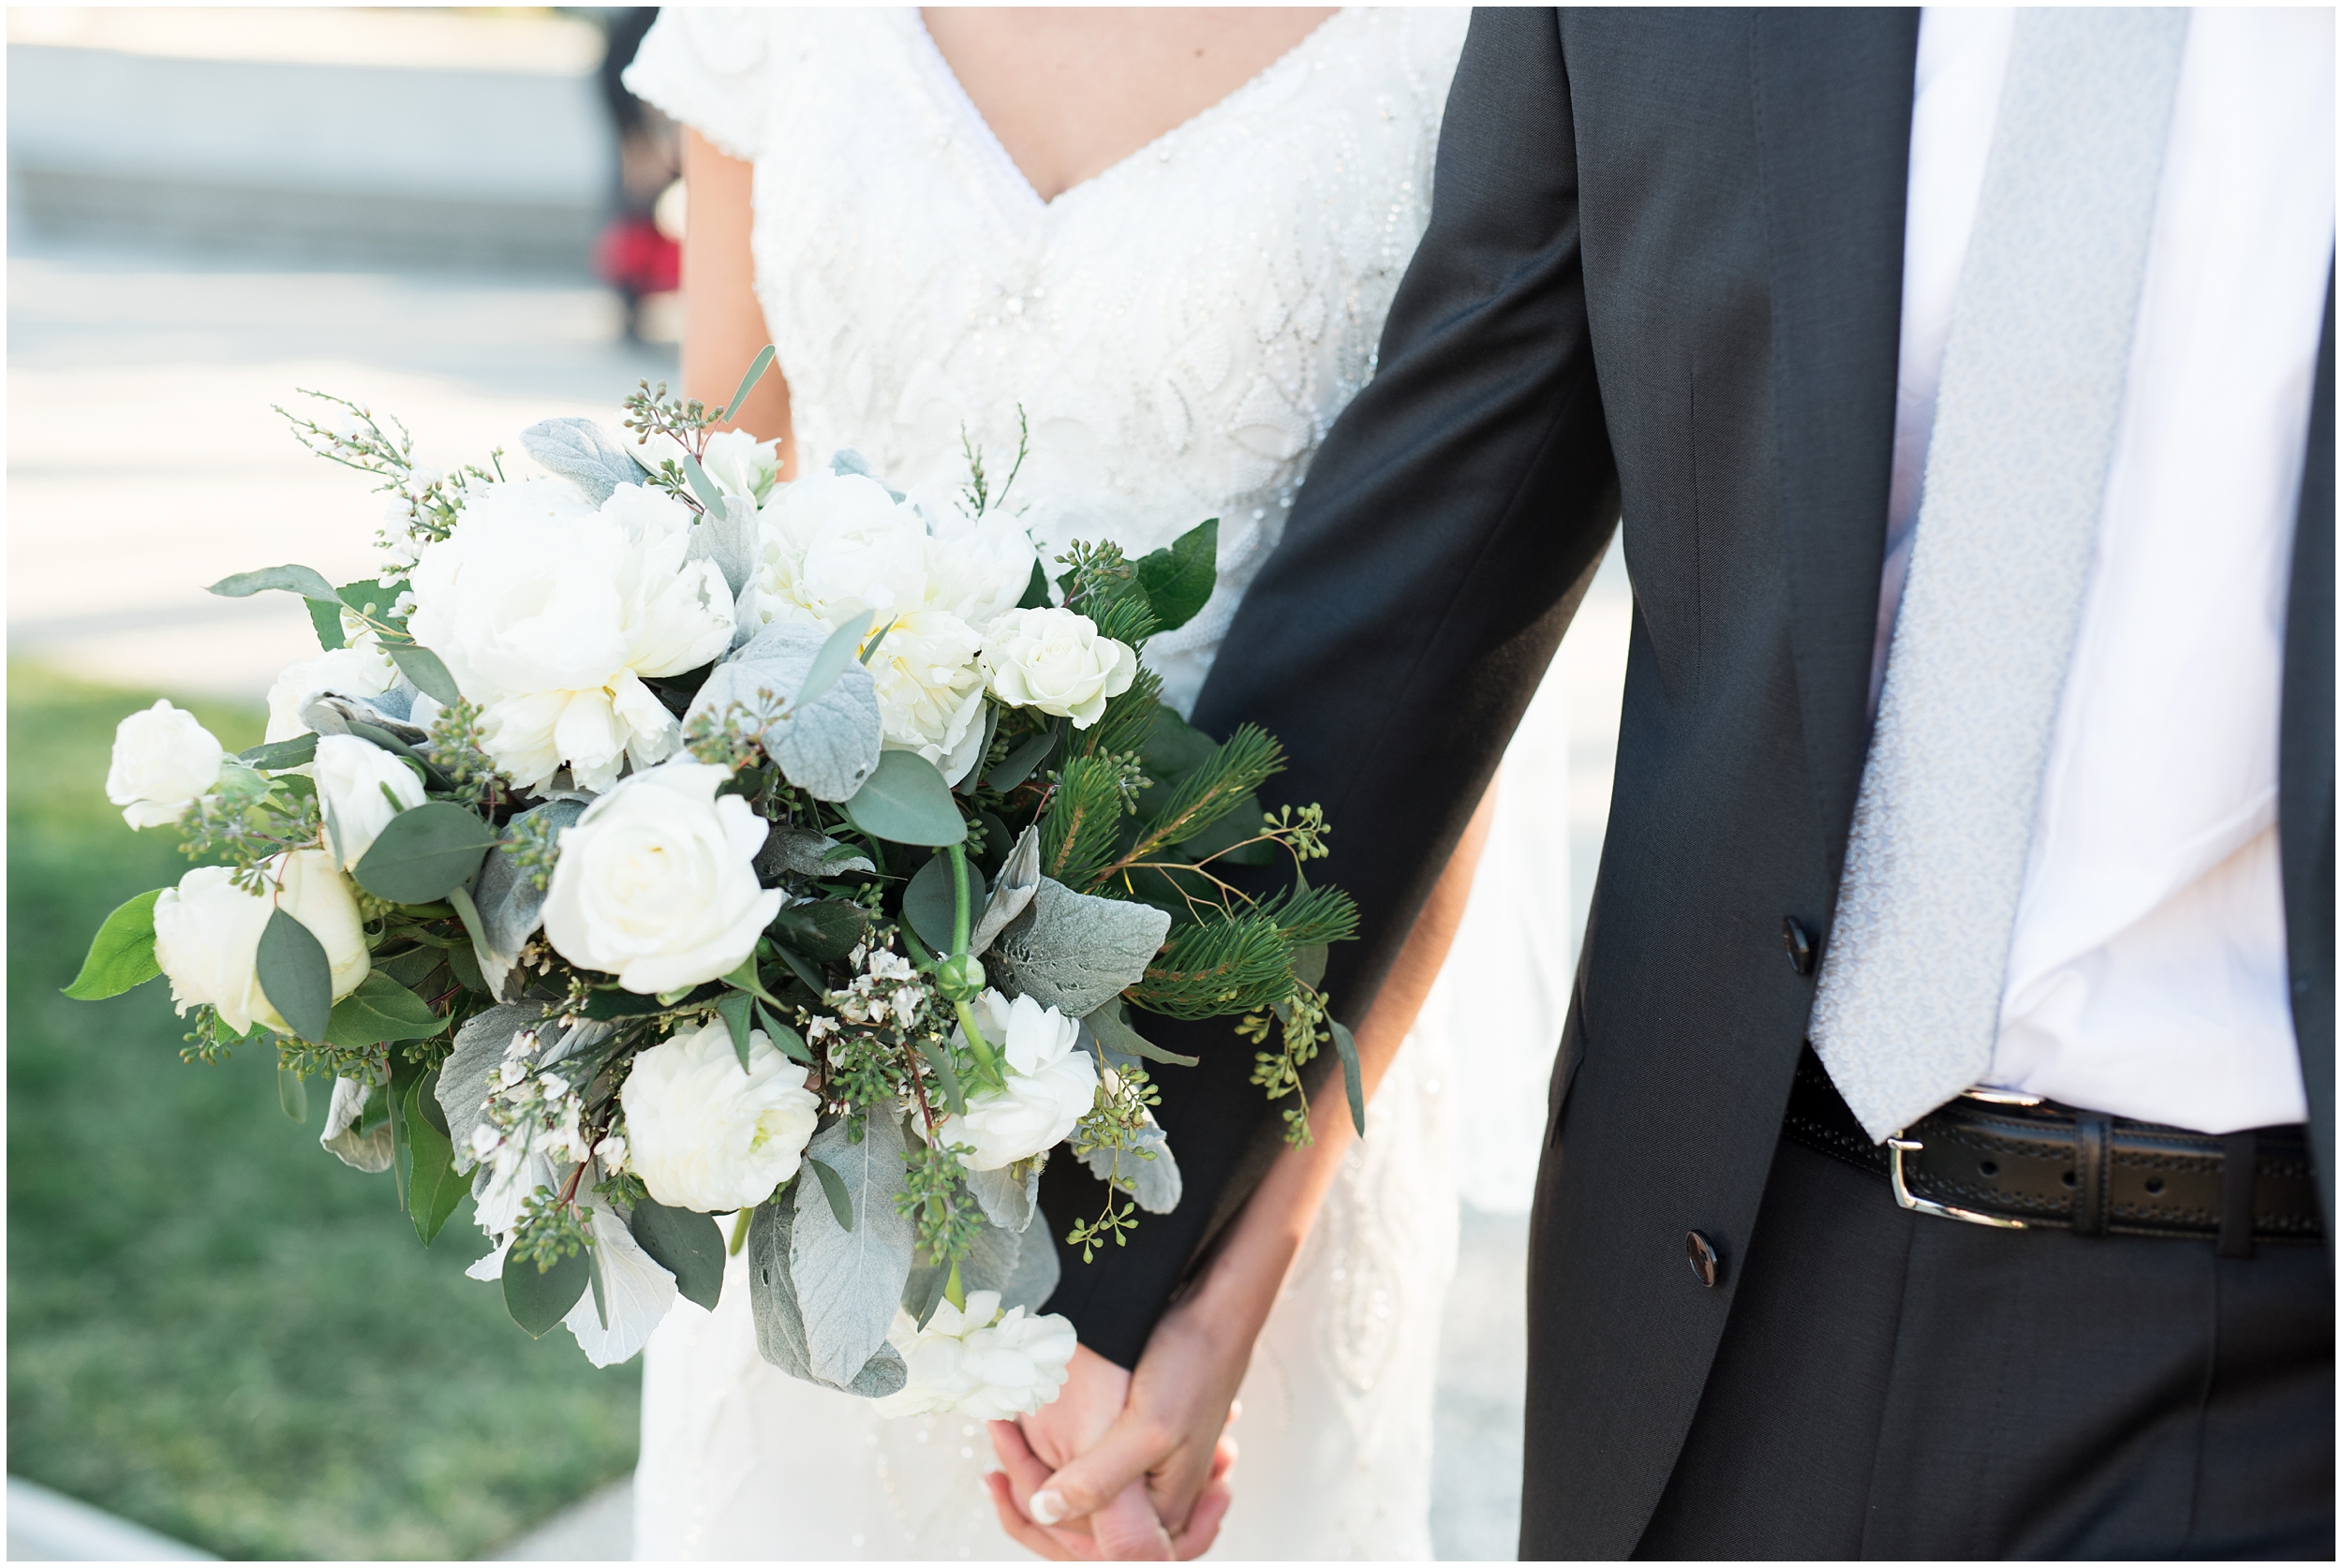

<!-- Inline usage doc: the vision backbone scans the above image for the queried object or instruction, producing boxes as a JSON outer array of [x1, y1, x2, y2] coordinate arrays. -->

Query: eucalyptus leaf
[[1133, 517, 1218, 633], [967, 1160, 1040, 1234], [757, 1004, 814, 1065], [806, 1156, 853, 1232], [916, 1034, 966, 1116], [969, 826, 1043, 955], [843, 749, 967, 847], [405, 1070, 467, 1245], [257, 907, 334, 1043], [769, 899, 866, 962], [716, 989, 755, 1070], [207, 563, 340, 603], [63, 888, 164, 1000], [277, 1065, 309, 1123], [986, 729, 1059, 794], [1331, 1019, 1366, 1137], [238, 732, 319, 771], [1083, 998, 1197, 1068], [630, 1198, 727, 1311], [1292, 941, 1329, 993], [324, 970, 445, 1048], [504, 1239, 593, 1338], [353, 801, 499, 904], [1078, 1118, 1182, 1214], [798, 614, 876, 711], [681, 452, 727, 514], [989, 879, 1171, 1017], [720, 344, 777, 422], [382, 642, 462, 706], [902, 855, 956, 954], [789, 1113, 915, 1386], [520, 416, 645, 504], [757, 827, 874, 882]]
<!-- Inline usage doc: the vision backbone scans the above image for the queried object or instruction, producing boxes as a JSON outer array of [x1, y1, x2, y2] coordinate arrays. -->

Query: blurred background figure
[[589, 7, 684, 342]]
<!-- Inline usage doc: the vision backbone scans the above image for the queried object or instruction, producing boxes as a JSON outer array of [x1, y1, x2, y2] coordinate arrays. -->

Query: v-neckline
[[908, 7, 1350, 214]]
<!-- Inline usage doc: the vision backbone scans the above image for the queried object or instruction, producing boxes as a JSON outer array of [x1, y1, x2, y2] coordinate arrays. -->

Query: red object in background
[[595, 214, 680, 298]]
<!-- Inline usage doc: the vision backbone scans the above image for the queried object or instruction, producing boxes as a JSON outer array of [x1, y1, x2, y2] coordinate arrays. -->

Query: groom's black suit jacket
[[1041, 9, 2335, 1554]]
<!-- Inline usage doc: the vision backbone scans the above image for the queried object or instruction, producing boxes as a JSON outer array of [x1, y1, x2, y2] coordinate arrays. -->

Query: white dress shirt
[[1884, 8, 2335, 1132]]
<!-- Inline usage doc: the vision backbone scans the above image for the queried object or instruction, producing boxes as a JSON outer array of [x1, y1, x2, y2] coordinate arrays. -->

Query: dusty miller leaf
[[688, 494, 759, 597], [1078, 1117, 1182, 1215], [751, 1191, 907, 1398], [521, 417, 645, 504], [966, 1159, 1040, 1234], [686, 622, 883, 802], [990, 879, 1171, 1017], [473, 799, 586, 989], [789, 1113, 915, 1386], [437, 1003, 554, 1172], [969, 826, 1042, 956]]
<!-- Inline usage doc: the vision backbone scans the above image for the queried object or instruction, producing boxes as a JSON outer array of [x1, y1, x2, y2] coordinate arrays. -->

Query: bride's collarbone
[[918, 7, 1342, 202]]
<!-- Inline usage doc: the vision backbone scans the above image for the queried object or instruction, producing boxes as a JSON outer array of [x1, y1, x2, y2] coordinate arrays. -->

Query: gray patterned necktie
[[1808, 8, 2189, 1142]]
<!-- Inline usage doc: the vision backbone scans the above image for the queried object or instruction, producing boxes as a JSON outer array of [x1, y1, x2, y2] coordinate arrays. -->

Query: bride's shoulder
[[625, 7, 897, 162]]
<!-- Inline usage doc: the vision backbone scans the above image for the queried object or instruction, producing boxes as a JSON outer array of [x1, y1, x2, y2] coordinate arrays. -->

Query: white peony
[[872, 1291, 1077, 1419], [981, 608, 1138, 729], [106, 700, 226, 829], [264, 643, 400, 743], [749, 472, 1034, 780], [405, 478, 734, 791], [620, 1017, 820, 1212], [152, 849, 371, 1036], [938, 990, 1099, 1171], [699, 428, 780, 503], [313, 734, 426, 869], [541, 760, 783, 994]]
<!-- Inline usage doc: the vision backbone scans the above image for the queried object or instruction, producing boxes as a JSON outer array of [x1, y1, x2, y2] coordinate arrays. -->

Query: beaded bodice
[[629, 6, 1468, 710]]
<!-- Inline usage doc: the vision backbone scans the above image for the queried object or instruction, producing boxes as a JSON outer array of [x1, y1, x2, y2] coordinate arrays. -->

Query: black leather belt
[[1784, 1046, 2323, 1256]]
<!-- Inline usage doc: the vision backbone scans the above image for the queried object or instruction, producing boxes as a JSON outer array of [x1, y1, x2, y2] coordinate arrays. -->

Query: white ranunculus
[[541, 760, 783, 993], [106, 700, 226, 829], [699, 428, 780, 504], [938, 990, 1098, 1172], [749, 472, 1035, 777], [405, 478, 734, 791], [313, 734, 426, 870], [981, 608, 1139, 729], [619, 1017, 820, 1212], [152, 849, 371, 1036], [264, 643, 400, 743], [872, 1291, 1077, 1419]]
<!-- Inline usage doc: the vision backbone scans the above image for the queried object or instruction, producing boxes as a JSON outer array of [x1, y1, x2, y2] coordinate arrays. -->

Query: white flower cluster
[[808, 938, 931, 1044], [618, 1016, 820, 1212], [151, 849, 371, 1037], [874, 1291, 1079, 1420], [940, 990, 1099, 1172]]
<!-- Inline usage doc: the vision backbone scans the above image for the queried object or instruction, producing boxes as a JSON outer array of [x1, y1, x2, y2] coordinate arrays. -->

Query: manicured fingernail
[[1030, 1489, 1066, 1526]]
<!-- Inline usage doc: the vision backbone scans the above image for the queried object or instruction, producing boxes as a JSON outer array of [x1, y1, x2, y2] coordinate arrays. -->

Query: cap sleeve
[[622, 8, 777, 163]]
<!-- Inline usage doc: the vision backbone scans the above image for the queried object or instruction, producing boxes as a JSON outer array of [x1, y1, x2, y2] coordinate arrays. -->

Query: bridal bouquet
[[66, 350, 1357, 1416]]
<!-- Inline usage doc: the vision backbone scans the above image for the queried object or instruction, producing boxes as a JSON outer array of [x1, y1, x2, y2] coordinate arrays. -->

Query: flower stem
[[946, 841, 973, 955], [954, 998, 1004, 1089], [728, 1207, 752, 1257]]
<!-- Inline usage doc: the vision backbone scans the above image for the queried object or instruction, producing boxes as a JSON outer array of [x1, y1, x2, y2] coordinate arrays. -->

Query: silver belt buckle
[[1885, 1085, 2041, 1230]]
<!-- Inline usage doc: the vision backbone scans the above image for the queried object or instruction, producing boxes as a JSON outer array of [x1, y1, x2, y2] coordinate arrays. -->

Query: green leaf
[[238, 732, 319, 771], [1132, 518, 1218, 633], [1084, 998, 1199, 1067], [917, 1035, 967, 1116], [1331, 1019, 1366, 1138], [578, 987, 673, 1019], [720, 344, 778, 422], [503, 1239, 592, 1337], [630, 1198, 727, 1311], [769, 899, 867, 963], [900, 856, 956, 955], [1291, 941, 1329, 993], [755, 1004, 814, 1065], [277, 1065, 308, 1122], [207, 563, 340, 603], [63, 889, 165, 1000], [806, 1155, 854, 1233], [681, 452, 726, 514], [767, 943, 825, 997], [798, 613, 877, 711], [842, 749, 967, 847], [1017, 557, 1052, 610], [325, 971, 445, 1048], [716, 989, 755, 1070], [306, 597, 347, 650], [986, 728, 1059, 793], [382, 642, 462, 706], [404, 1071, 466, 1245], [1139, 704, 1218, 793], [723, 955, 789, 1009], [257, 907, 334, 1043], [353, 801, 498, 904]]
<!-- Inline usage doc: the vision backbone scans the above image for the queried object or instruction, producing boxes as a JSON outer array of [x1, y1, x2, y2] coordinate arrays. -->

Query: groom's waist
[[1782, 1046, 2322, 1246]]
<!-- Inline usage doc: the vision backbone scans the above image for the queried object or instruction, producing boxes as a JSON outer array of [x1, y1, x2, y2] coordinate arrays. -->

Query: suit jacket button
[[1686, 1230, 1722, 1288], [1782, 917, 1816, 975]]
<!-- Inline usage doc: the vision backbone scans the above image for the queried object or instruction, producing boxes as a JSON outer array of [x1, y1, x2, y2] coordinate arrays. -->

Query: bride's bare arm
[[988, 784, 1501, 1557], [679, 128, 795, 472]]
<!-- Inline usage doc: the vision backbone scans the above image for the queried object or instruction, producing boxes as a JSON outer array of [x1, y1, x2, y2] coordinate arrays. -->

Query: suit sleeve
[[1039, 7, 1624, 1366]]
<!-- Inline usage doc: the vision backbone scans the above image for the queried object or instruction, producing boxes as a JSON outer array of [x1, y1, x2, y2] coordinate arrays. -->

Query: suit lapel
[[1749, 9, 1920, 893]]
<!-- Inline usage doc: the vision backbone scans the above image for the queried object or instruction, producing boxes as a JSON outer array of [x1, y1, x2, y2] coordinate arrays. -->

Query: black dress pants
[[1631, 1136, 2334, 1560]]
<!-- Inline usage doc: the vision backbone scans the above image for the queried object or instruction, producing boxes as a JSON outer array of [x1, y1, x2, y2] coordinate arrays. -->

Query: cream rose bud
[[106, 700, 226, 829], [152, 850, 372, 1037], [619, 1018, 820, 1212], [980, 608, 1138, 729], [938, 990, 1098, 1171], [313, 735, 425, 870], [264, 643, 401, 744], [872, 1292, 1077, 1420], [541, 760, 784, 994]]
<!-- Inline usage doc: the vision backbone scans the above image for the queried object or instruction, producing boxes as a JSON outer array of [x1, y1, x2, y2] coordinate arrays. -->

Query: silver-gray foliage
[[1078, 1117, 1182, 1214], [990, 879, 1172, 1017], [687, 623, 884, 802], [471, 799, 586, 998], [899, 1213, 1061, 1325], [790, 1113, 916, 1387], [300, 693, 428, 746], [758, 826, 875, 882], [437, 1003, 553, 1171], [688, 494, 759, 598], [966, 1157, 1040, 1234], [319, 1075, 394, 1173], [521, 417, 645, 504], [970, 826, 1043, 956], [751, 1185, 911, 1398]]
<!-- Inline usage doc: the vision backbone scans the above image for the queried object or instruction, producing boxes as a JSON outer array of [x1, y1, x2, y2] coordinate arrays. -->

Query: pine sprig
[[1083, 665, 1164, 761], [1113, 724, 1283, 872], [1257, 880, 1359, 950], [1129, 912, 1296, 1019], [1039, 756, 1132, 892]]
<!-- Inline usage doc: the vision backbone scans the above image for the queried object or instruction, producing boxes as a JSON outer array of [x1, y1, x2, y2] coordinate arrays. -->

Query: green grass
[[7, 664, 639, 1560]]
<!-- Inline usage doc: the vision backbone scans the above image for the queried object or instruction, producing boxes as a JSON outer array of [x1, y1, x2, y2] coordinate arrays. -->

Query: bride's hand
[[982, 1343, 1181, 1559]]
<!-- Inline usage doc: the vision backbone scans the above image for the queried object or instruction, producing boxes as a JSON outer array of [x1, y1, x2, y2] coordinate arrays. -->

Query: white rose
[[938, 990, 1098, 1171], [619, 1017, 820, 1212], [105, 700, 226, 829], [313, 734, 426, 870], [406, 478, 734, 791], [981, 608, 1139, 729], [750, 473, 1034, 777], [541, 760, 783, 994], [699, 428, 780, 504], [872, 1291, 1077, 1420], [264, 643, 400, 743], [152, 849, 371, 1036]]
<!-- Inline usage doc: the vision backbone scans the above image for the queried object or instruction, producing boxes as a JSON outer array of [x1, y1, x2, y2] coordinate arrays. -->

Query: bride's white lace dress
[[625, 8, 1485, 1558]]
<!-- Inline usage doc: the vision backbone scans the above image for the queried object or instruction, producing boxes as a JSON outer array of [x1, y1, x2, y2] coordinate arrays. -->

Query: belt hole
[[2144, 1176, 2165, 1196], [2060, 1170, 2077, 1188], [1978, 1160, 1999, 1178]]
